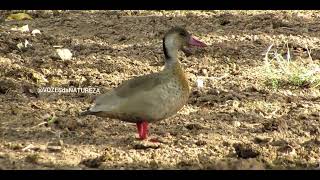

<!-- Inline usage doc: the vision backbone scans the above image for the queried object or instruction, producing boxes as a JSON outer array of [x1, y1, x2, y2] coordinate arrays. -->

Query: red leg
[[136, 121, 159, 142], [136, 121, 148, 140], [141, 121, 148, 139], [136, 122, 142, 137]]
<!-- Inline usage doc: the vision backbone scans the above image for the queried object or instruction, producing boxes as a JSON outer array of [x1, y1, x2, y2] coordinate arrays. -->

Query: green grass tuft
[[262, 44, 320, 89]]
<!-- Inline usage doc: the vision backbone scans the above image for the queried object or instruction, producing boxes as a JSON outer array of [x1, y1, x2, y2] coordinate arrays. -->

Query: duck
[[80, 26, 207, 141]]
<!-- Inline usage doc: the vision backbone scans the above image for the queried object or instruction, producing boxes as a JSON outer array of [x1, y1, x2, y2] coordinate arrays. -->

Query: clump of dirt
[[233, 143, 260, 159]]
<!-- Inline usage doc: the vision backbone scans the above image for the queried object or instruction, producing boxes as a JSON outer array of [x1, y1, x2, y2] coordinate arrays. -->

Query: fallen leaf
[[6, 13, 32, 21]]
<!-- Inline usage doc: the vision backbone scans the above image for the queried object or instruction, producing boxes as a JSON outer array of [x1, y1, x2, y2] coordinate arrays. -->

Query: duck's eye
[[179, 32, 186, 36]]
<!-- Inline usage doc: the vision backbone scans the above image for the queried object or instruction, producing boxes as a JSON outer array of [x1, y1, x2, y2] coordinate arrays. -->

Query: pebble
[[31, 29, 41, 36], [233, 121, 241, 127], [201, 69, 208, 76], [56, 48, 73, 61], [196, 78, 204, 89]]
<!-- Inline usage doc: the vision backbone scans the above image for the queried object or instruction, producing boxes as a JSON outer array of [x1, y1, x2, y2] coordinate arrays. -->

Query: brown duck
[[80, 27, 206, 141]]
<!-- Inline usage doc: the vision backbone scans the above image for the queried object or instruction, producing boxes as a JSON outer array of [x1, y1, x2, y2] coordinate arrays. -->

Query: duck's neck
[[163, 37, 179, 69]]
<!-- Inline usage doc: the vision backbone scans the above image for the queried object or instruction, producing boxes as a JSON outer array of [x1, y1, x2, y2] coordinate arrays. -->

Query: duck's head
[[163, 27, 207, 59]]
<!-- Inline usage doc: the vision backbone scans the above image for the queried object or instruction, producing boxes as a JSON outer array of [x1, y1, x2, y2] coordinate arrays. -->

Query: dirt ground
[[0, 10, 320, 170]]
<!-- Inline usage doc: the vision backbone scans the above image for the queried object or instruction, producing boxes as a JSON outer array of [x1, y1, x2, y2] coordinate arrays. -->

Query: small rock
[[311, 112, 319, 117], [304, 131, 311, 138], [162, 132, 172, 138], [133, 141, 160, 150], [222, 140, 230, 146], [17, 42, 24, 50], [48, 139, 63, 147], [196, 78, 204, 89], [25, 154, 40, 164], [42, 113, 51, 120], [232, 101, 240, 108], [118, 36, 126, 42], [39, 145, 47, 151], [262, 119, 287, 132], [31, 29, 41, 36], [271, 139, 288, 147], [233, 143, 260, 159], [233, 121, 241, 127], [56, 48, 73, 61], [254, 136, 273, 144], [24, 40, 30, 47], [80, 155, 106, 168], [186, 123, 203, 130], [219, 19, 231, 26], [201, 69, 208, 76], [64, 119, 79, 131], [58, 140, 64, 146], [195, 140, 207, 146], [278, 145, 296, 156], [47, 145, 62, 152]]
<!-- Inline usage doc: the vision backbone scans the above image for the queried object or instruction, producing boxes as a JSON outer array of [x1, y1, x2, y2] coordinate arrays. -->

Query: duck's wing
[[86, 73, 167, 113], [115, 73, 164, 98]]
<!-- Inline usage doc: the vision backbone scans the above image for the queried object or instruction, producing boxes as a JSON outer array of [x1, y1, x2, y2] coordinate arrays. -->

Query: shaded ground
[[0, 10, 320, 169]]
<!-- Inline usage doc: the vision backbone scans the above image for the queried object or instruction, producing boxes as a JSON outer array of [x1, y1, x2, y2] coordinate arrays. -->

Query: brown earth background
[[0, 10, 320, 169]]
